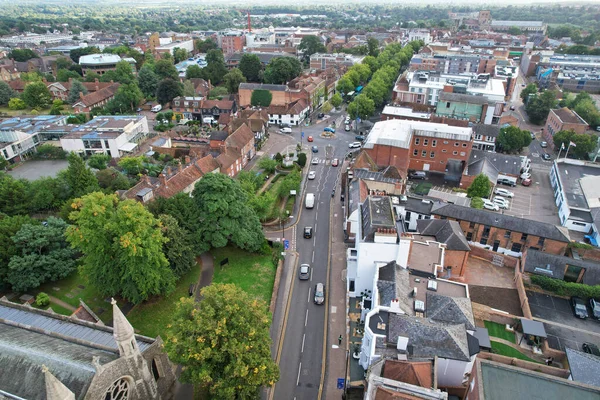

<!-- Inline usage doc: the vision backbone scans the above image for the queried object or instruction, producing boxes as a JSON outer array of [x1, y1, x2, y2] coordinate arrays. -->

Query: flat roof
[[79, 53, 124, 65], [556, 162, 600, 210], [407, 241, 444, 276], [382, 105, 431, 120]]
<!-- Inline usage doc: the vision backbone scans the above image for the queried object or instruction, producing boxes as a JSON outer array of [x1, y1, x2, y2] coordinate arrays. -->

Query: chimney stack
[[159, 173, 167, 186], [185, 155, 191, 164], [178, 162, 183, 172]]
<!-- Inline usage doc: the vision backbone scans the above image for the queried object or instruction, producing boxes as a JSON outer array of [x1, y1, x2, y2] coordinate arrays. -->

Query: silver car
[[314, 282, 325, 304], [299, 264, 310, 280]]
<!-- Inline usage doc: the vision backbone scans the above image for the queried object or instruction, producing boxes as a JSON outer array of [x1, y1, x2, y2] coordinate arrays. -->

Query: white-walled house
[[267, 99, 309, 127], [0, 116, 67, 163]]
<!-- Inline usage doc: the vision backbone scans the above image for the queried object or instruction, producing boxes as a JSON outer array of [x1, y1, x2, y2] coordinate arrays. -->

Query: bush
[[35, 144, 67, 159], [274, 153, 283, 163], [530, 274, 600, 299], [88, 154, 111, 170], [297, 152, 307, 168], [35, 292, 50, 307], [471, 197, 484, 209]]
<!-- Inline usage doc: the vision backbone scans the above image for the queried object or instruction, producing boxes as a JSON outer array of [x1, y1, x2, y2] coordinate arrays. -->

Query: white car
[[311, 158, 319, 165], [349, 142, 362, 149], [345, 116, 351, 124], [493, 196, 510, 209], [520, 172, 531, 180], [494, 188, 514, 198], [482, 199, 500, 211], [308, 171, 316, 180]]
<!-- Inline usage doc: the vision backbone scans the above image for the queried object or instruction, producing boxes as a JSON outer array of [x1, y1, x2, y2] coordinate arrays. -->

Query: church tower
[[111, 298, 140, 358]]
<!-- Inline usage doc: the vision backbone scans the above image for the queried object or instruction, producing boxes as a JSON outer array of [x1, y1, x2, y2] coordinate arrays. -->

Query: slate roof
[[465, 157, 499, 182], [404, 197, 435, 215], [209, 130, 229, 141], [416, 219, 470, 251], [467, 150, 522, 177], [353, 168, 402, 184], [566, 347, 600, 388], [524, 249, 600, 286], [439, 91, 489, 105], [239, 82, 288, 92], [473, 124, 501, 138], [387, 314, 471, 362], [431, 203, 571, 243], [426, 292, 475, 331]]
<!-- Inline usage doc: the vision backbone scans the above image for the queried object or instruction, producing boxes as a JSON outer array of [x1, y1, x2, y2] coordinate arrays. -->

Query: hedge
[[251, 89, 272, 107], [530, 274, 600, 299]]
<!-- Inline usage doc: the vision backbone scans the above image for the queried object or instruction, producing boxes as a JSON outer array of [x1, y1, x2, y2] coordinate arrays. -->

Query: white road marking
[[307, 287, 311, 302], [305, 309, 309, 326], [297, 363, 302, 386], [301, 333, 305, 353], [312, 251, 315, 263], [310, 268, 313, 281], [313, 236, 316, 246]]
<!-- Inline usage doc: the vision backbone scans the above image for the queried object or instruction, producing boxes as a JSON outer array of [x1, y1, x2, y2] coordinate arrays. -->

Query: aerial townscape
[[2, 1, 600, 399]]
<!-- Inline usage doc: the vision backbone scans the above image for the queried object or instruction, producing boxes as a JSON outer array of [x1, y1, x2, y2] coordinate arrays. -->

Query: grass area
[[412, 182, 433, 195], [0, 106, 75, 117], [491, 341, 541, 363], [127, 263, 202, 338], [30, 301, 73, 317], [285, 196, 295, 215], [211, 246, 276, 306], [37, 270, 114, 324], [484, 321, 516, 343]]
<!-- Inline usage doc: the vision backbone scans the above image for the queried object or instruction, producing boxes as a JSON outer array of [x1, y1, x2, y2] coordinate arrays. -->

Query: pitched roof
[[201, 99, 234, 110], [473, 123, 501, 138], [431, 203, 571, 243], [566, 347, 600, 388], [7, 79, 26, 91], [217, 150, 238, 170], [381, 360, 434, 389], [239, 82, 288, 92], [524, 249, 600, 285], [74, 83, 120, 107], [225, 123, 254, 151], [416, 219, 470, 251], [467, 149, 522, 177], [426, 292, 476, 331]]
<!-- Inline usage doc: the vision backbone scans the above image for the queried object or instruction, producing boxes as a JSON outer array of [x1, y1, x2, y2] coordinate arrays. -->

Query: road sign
[[301, 131, 304, 138], [284, 240, 289, 250], [337, 378, 345, 389]]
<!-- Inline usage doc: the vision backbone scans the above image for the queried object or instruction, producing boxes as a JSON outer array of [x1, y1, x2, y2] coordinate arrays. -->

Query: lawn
[[490, 340, 541, 364], [127, 262, 201, 338], [211, 246, 277, 306], [412, 182, 432, 195], [484, 321, 516, 343]]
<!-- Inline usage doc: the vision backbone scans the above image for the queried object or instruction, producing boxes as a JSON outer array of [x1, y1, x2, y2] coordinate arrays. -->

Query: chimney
[[143, 175, 150, 184], [68, 77, 73, 84], [79, 92, 85, 100], [178, 162, 183, 172], [159, 173, 167, 186], [185, 155, 191, 164], [167, 166, 172, 176]]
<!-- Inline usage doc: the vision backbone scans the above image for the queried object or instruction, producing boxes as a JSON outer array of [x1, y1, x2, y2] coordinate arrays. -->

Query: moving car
[[522, 178, 532, 186], [494, 188, 514, 198], [589, 298, 600, 319], [308, 171, 316, 180], [312, 146, 318, 153], [409, 171, 427, 180], [314, 283, 325, 304], [348, 142, 362, 149], [542, 153, 551, 160], [355, 135, 365, 141], [345, 116, 351, 124], [540, 141, 548, 148], [299, 264, 310, 280], [482, 199, 500, 211], [497, 178, 516, 187], [331, 158, 339, 167], [493, 196, 510, 209], [345, 125, 351, 131], [280, 127, 292, 134], [305, 193, 315, 209], [307, 135, 314, 142], [304, 227, 313, 239], [324, 127, 335, 133], [311, 157, 319, 165], [571, 296, 589, 319]]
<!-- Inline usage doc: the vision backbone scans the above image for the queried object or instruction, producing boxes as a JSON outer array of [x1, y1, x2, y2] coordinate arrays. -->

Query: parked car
[[589, 298, 600, 319], [493, 196, 510, 209], [312, 157, 319, 165], [299, 264, 310, 280], [307, 135, 314, 142], [510, 105, 516, 111], [522, 178, 532, 186], [409, 171, 427, 180], [542, 153, 552, 160], [324, 127, 335, 133], [308, 171, 316, 180], [494, 188, 514, 198], [355, 135, 365, 141], [348, 142, 362, 148], [318, 113, 325, 118], [530, 132, 536, 140], [345, 125, 351, 131], [482, 199, 500, 211], [332, 158, 339, 167], [304, 227, 313, 239], [540, 141, 548, 148], [312, 146, 318, 153], [571, 296, 589, 319], [345, 116, 351, 124], [583, 342, 600, 356], [497, 178, 516, 187], [314, 282, 325, 304], [520, 172, 531, 180], [280, 127, 292, 134]]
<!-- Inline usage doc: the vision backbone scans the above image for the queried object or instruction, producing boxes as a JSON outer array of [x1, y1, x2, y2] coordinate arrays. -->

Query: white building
[[155, 40, 195, 56], [408, 29, 431, 45], [0, 116, 68, 163], [245, 28, 276, 48], [60, 115, 149, 158], [0, 32, 73, 45]]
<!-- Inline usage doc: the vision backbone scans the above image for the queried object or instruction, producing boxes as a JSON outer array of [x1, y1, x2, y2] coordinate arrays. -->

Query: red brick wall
[[469, 246, 518, 268], [445, 250, 469, 276], [365, 146, 410, 177], [408, 135, 471, 174]]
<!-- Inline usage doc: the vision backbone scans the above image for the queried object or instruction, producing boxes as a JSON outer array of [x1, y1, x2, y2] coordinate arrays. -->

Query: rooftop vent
[[427, 280, 438, 291], [414, 300, 425, 312]]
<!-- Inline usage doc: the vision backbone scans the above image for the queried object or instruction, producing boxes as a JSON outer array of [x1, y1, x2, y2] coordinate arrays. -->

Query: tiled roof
[[381, 360, 433, 389], [202, 99, 234, 110], [225, 123, 254, 151], [553, 107, 588, 125], [75, 83, 120, 107], [416, 219, 470, 251], [217, 150, 238, 170], [7, 79, 26, 91]]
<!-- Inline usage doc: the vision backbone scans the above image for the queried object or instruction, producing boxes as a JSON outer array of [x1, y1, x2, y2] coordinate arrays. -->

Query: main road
[[271, 113, 355, 399]]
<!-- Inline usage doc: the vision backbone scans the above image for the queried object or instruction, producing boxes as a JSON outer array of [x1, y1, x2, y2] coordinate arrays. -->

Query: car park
[[522, 178, 532, 186], [589, 298, 600, 319], [324, 127, 335, 133], [493, 196, 510, 209], [331, 158, 339, 167], [348, 142, 362, 148], [355, 135, 365, 141], [497, 178, 516, 187], [307, 135, 314, 142], [409, 171, 427, 180], [482, 199, 499, 211], [308, 171, 316, 180], [312, 158, 319, 165], [312, 146, 318, 153], [520, 172, 531, 180], [314, 283, 325, 304], [494, 188, 514, 198], [299, 264, 310, 280], [540, 141, 548, 148], [571, 296, 589, 319], [303, 227, 313, 239], [542, 153, 551, 160]]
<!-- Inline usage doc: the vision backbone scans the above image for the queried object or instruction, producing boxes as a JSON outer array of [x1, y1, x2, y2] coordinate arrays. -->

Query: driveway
[[8, 160, 68, 180], [527, 290, 600, 352]]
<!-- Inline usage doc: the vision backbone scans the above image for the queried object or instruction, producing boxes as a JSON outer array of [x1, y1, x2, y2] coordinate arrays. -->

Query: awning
[[119, 142, 137, 152], [585, 235, 598, 247], [521, 318, 547, 338]]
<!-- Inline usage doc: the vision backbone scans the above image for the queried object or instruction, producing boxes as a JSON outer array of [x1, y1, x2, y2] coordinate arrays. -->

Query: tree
[[525, 90, 557, 125], [8, 98, 26, 110], [553, 130, 596, 159], [574, 99, 600, 128], [49, 99, 64, 115], [173, 47, 189, 64], [336, 77, 355, 96], [258, 156, 277, 174], [347, 95, 375, 120], [195, 38, 217, 53], [191, 173, 265, 253], [156, 78, 183, 105], [0, 81, 15, 106], [367, 37, 380, 57], [7, 217, 77, 292], [67, 80, 88, 104], [520, 83, 538, 102], [36, 292, 50, 307], [155, 59, 179, 80], [184, 65, 203, 80], [297, 153, 307, 168], [159, 214, 196, 278], [223, 68, 246, 93], [70, 46, 100, 63], [467, 174, 491, 198], [118, 156, 145, 175], [165, 285, 279, 398], [56, 57, 72, 70], [508, 26, 522, 35], [239, 54, 262, 82], [0, 215, 37, 288], [88, 154, 111, 170], [66, 192, 175, 304], [22, 81, 52, 109], [0, 174, 30, 215], [362, 56, 379, 74], [56, 68, 81, 82], [60, 152, 100, 198], [183, 80, 196, 97], [147, 193, 202, 243], [497, 126, 532, 153], [251, 89, 272, 107], [330, 93, 343, 109], [107, 83, 144, 113], [278, 170, 301, 198], [27, 176, 70, 212], [263, 57, 302, 85], [204, 49, 228, 85], [84, 72, 102, 82], [8, 49, 39, 62], [35, 144, 66, 160], [298, 35, 326, 62], [137, 64, 159, 98], [96, 168, 132, 191]]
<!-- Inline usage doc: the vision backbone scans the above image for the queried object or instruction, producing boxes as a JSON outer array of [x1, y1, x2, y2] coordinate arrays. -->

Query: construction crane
[[236, 9, 251, 32]]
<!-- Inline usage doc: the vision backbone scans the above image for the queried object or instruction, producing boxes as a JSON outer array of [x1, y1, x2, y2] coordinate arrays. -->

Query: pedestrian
[[338, 335, 343, 346]]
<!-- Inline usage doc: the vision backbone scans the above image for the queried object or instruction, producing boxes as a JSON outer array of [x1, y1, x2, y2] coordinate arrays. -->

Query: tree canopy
[[67, 80, 88, 105], [298, 35, 326, 62], [251, 89, 272, 107], [263, 57, 302, 85], [525, 90, 557, 125], [497, 126, 532, 153], [22, 81, 52, 109], [156, 78, 183, 105], [60, 152, 100, 198], [138, 64, 159, 98], [520, 83, 538, 102], [467, 174, 491, 198], [239, 54, 262, 82], [553, 129, 596, 159], [223, 68, 246, 93]]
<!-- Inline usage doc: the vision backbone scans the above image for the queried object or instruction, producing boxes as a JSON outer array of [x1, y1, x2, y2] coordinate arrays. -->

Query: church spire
[[111, 298, 139, 357], [42, 365, 75, 400]]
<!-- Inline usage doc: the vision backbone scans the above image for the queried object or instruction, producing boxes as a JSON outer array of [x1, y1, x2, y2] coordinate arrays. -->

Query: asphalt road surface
[[272, 114, 355, 399]]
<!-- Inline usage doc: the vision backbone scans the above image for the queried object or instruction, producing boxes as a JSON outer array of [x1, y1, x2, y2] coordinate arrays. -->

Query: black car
[[304, 226, 313, 239], [571, 296, 589, 319], [583, 342, 600, 356], [497, 178, 516, 187], [318, 113, 325, 118], [542, 153, 552, 161]]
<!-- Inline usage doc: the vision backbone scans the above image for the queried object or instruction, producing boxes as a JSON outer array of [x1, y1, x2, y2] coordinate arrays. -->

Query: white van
[[203, 116, 216, 125], [151, 104, 162, 113], [280, 127, 292, 134], [305, 193, 315, 209]]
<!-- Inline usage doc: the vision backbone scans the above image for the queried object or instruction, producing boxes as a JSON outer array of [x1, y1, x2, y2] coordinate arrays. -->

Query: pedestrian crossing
[[312, 159, 331, 165]]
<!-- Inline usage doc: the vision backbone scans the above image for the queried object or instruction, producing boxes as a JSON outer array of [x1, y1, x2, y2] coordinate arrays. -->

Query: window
[[474, 134, 482, 140], [480, 237, 488, 245], [460, 152, 466, 156], [511, 243, 522, 252], [443, 141, 449, 144], [454, 142, 459, 147], [152, 359, 160, 381], [469, 221, 476, 228], [349, 280, 355, 292], [504, 230, 511, 239], [105, 378, 129, 400], [453, 151, 458, 155], [446, 102, 451, 108], [174, 101, 180, 106], [466, 232, 473, 241], [413, 149, 418, 156], [104, 140, 109, 148], [521, 233, 528, 241], [422, 150, 427, 157], [442, 149, 447, 153], [405, 211, 412, 221], [483, 225, 491, 237], [564, 264, 584, 283], [462, 143, 468, 147], [430, 151, 435, 158], [415, 138, 420, 145], [432, 140, 436, 147], [538, 237, 545, 247], [424, 139, 429, 146]]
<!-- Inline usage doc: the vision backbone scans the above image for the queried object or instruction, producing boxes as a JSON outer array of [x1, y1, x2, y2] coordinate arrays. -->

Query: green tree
[[336, 77, 355, 96], [35, 144, 66, 160], [67, 80, 88, 104], [8, 48, 39, 62], [118, 156, 145, 175], [520, 83, 538, 102], [8, 98, 26, 110], [251, 89, 272, 107], [159, 214, 196, 278], [497, 126, 532, 153], [173, 47, 189, 64], [66, 192, 175, 304], [330, 93, 343, 108], [36, 292, 50, 307], [96, 168, 132, 191], [525, 90, 557, 125], [0, 174, 30, 215], [155, 59, 179, 80], [183, 80, 196, 97], [467, 174, 491, 198], [223, 68, 246, 93], [185, 64, 204, 79], [165, 285, 279, 399], [60, 152, 100, 198], [362, 56, 379, 74], [239, 54, 262, 82], [22, 81, 52, 109], [204, 49, 228, 85], [84, 72, 102, 82], [27, 176, 70, 213], [367, 37, 380, 57], [508, 26, 522, 35], [56, 57, 72, 70], [297, 153, 307, 168], [7, 217, 77, 292], [49, 99, 64, 115], [298, 35, 326, 62], [347, 95, 375, 120], [0, 214, 37, 288], [21, 72, 42, 82], [574, 99, 600, 128], [258, 156, 277, 174], [147, 193, 202, 244], [278, 170, 301, 199], [191, 173, 265, 253], [56, 68, 81, 82], [0, 81, 16, 106], [195, 38, 217, 53], [138, 64, 159, 98], [70, 46, 100, 63], [107, 83, 144, 113], [88, 154, 111, 170], [156, 78, 183, 105], [263, 57, 302, 85], [553, 130, 596, 159]]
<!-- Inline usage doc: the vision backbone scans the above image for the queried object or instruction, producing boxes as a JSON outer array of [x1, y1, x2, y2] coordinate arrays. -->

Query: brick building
[[218, 31, 245, 56], [543, 107, 589, 150], [416, 219, 471, 276]]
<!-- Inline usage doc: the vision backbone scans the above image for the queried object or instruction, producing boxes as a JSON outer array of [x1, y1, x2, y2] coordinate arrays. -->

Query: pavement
[[7, 159, 68, 180]]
